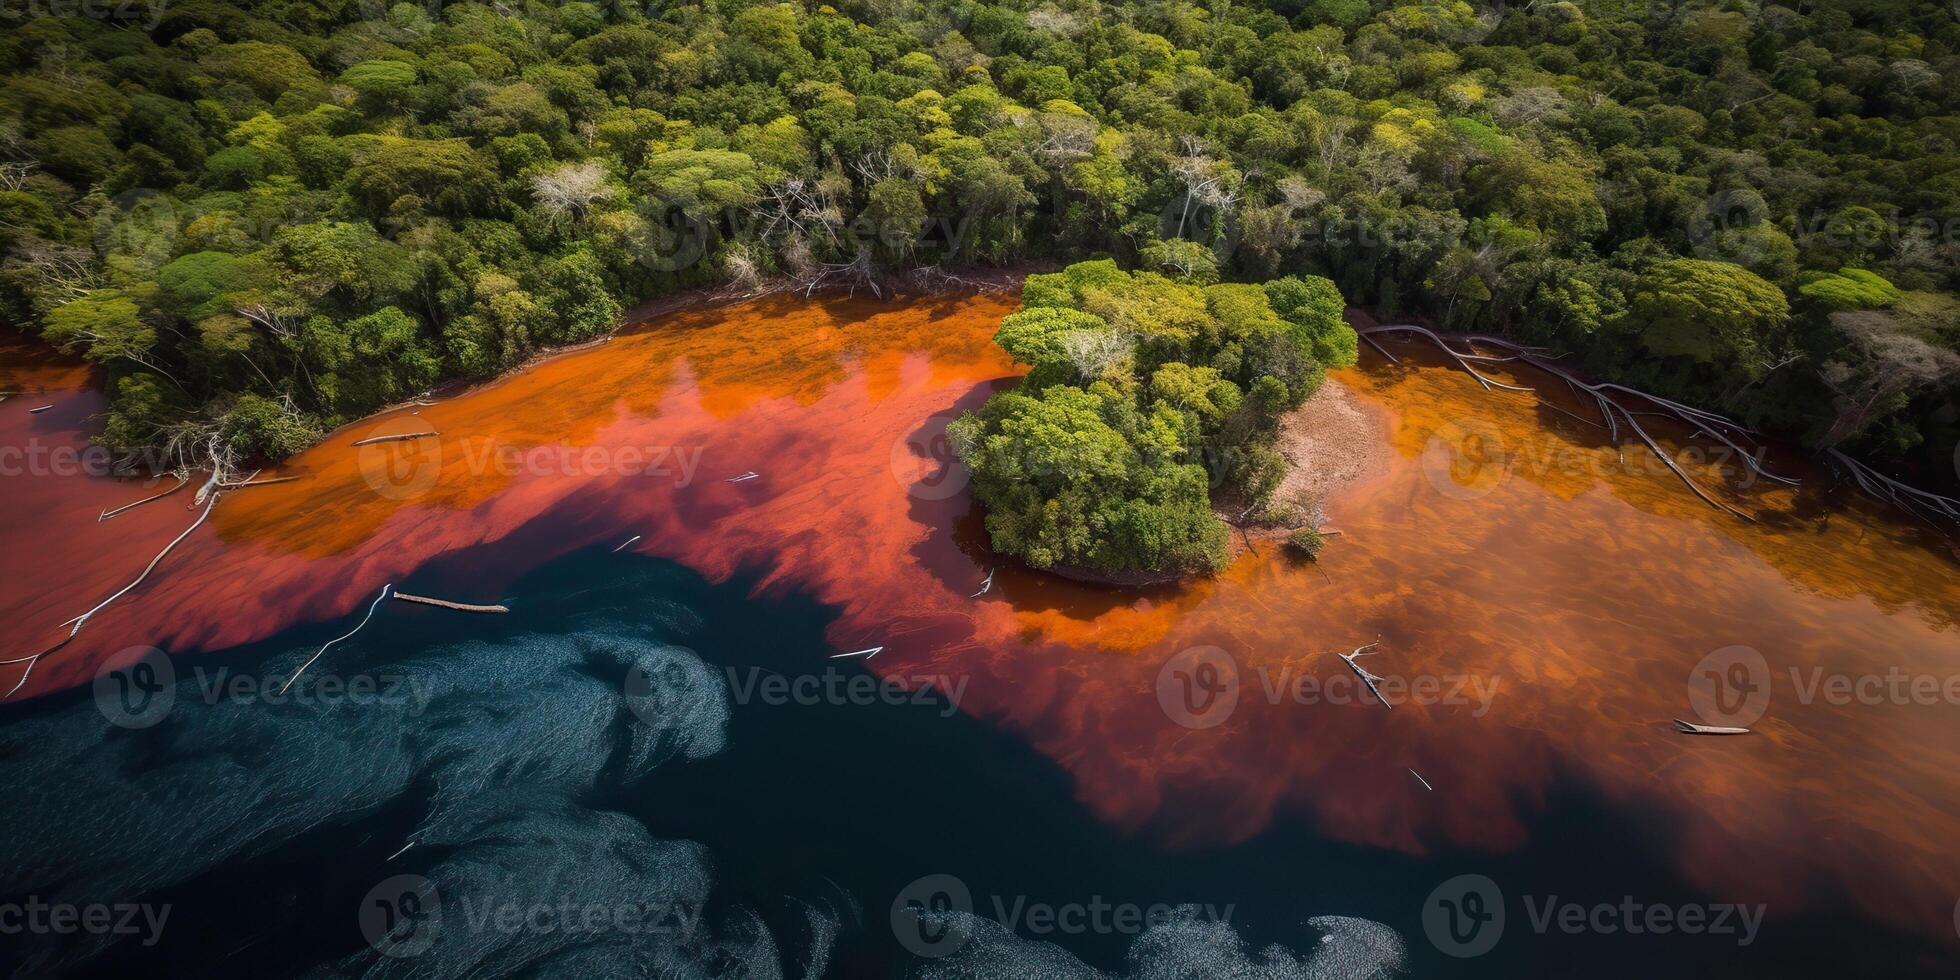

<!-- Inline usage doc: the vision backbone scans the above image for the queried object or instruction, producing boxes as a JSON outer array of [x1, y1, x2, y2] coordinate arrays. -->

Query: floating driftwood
[[611, 534, 642, 553], [724, 471, 759, 483], [28, 404, 52, 414], [98, 476, 188, 522], [281, 584, 392, 695], [1410, 768, 1434, 791], [1673, 718, 1751, 736], [393, 591, 509, 614], [220, 474, 301, 490], [970, 567, 994, 598], [829, 646, 883, 660], [1332, 640, 1390, 709], [351, 431, 438, 447]]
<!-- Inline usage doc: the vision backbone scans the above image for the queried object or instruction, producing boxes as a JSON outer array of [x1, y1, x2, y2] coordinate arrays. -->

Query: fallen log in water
[[351, 431, 438, 447], [1673, 718, 1751, 736], [1360, 326, 1793, 523], [220, 474, 302, 490], [3, 492, 222, 698], [61, 493, 219, 639], [393, 592, 509, 614], [99, 476, 188, 521], [1825, 449, 1960, 533], [281, 584, 393, 695], [1332, 640, 1390, 709]]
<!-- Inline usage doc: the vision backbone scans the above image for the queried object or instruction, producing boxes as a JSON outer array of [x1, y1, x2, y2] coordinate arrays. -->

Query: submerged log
[[393, 591, 509, 614], [1360, 325, 1795, 523], [351, 431, 438, 447]]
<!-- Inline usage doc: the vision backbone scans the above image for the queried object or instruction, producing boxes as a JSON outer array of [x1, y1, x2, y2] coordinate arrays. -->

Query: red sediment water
[[1, 293, 1957, 937]]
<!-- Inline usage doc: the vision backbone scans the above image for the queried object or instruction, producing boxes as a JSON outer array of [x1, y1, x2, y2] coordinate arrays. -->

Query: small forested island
[[949, 260, 1354, 578]]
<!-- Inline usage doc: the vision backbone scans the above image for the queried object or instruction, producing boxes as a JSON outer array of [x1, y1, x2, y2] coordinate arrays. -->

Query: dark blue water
[[0, 542, 1949, 977]]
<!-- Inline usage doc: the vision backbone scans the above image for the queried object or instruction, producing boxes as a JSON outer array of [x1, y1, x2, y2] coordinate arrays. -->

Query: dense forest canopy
[[1, 0, 1957, 488], [949, 260, 1354, 575]]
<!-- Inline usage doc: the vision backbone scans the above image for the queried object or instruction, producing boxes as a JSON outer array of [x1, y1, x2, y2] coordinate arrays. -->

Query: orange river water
[[2, 291, 1957, 940]]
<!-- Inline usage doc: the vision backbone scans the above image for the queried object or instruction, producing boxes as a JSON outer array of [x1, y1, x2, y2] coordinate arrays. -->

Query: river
[[0, 290, 1955, 976]]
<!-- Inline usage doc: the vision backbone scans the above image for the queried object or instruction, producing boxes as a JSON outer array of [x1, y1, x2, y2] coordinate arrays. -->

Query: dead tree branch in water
[[98, 475, 188, 521], [2, 491, 223, 699], [1360, 326, 1798, 523], [1825, 449, 1960, 532], [351, 432, 438, 447], [1332, 640, 1389, 708], [281, 584, 393, 694], [393, 592, 509, 614]]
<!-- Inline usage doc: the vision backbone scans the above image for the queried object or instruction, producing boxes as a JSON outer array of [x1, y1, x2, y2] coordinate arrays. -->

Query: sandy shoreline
[[1271, 375, 1393, 522]]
